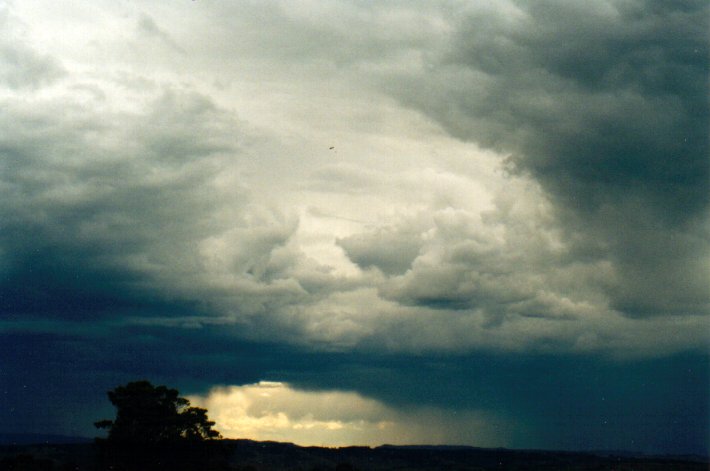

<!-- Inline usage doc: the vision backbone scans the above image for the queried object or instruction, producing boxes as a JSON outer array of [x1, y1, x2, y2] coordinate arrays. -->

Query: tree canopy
[[95, 380, 220, 443]]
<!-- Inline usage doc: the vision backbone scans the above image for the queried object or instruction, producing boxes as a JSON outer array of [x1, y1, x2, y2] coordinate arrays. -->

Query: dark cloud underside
[[2, 330, 707, 454]]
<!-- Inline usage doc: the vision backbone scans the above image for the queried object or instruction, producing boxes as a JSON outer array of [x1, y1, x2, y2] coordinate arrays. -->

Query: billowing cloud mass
[[0, 0, 707, 455], [383, 0, 709, 319]]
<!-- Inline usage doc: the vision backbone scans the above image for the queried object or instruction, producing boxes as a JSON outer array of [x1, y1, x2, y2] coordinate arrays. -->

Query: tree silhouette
[[95, 380, 220, 444]]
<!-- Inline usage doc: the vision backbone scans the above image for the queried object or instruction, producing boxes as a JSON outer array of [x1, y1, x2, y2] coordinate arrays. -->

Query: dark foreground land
[[0, 439, 707, 471]]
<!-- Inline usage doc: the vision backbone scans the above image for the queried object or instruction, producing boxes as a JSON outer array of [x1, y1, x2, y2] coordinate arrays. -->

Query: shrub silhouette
[[94, 381, 226, 471], [95, 380, 220, 443]]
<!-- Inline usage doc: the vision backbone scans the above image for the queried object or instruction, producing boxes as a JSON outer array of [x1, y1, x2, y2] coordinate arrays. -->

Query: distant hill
[[0, 438, 707, 470]]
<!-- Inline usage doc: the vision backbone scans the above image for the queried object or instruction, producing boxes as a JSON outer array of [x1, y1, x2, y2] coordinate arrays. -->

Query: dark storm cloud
[[0, 90, 242, 323], [386, 0, 709, 317], [3, 327, 706, 454], [1, 0, 707, 456], [0, 85, 312, 334], [0, 328, 322, 437], [266, 349, 710, 454]]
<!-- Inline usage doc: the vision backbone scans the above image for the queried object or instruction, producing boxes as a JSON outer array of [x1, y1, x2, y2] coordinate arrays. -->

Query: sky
[[0, 0, 708, 456]]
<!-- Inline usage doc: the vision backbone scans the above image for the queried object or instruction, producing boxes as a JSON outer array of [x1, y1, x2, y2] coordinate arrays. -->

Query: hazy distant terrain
[[1, 438, 707, 471]]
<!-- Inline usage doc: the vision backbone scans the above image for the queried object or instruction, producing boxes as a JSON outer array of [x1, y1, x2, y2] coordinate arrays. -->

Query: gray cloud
[[0, 85, 307, 327], [373, 207, 608, 320], [305, 164, 383, 195], [337, 228, 422, 276], [0, 8, 64, 89], [136, 14, 186, 54], [383, 0, 709, 318], [2, 0, 706, 356]]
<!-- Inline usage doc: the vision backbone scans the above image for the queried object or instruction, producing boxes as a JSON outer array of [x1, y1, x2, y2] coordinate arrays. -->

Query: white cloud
[[188, 381, 510, 447]]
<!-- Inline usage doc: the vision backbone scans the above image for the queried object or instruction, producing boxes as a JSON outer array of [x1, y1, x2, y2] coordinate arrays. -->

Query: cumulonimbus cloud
[[1, 0, 707, 360], [380, 0, 709, 319]]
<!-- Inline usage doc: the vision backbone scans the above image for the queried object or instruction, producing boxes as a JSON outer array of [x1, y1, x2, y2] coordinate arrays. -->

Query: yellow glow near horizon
[[187, 381, 510, 448]]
